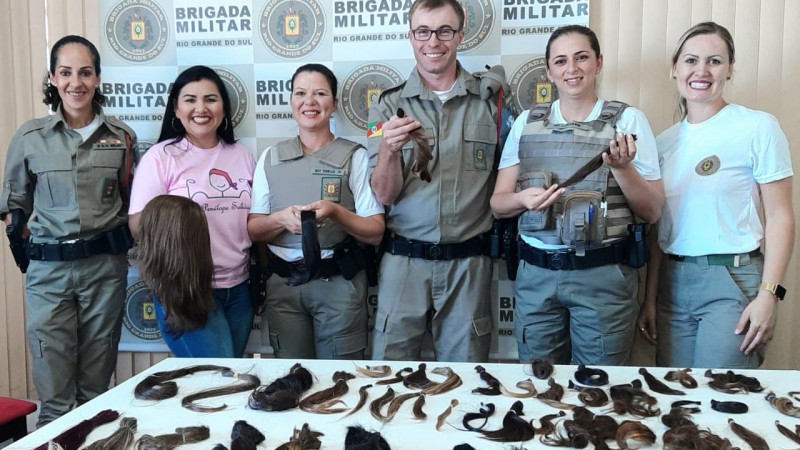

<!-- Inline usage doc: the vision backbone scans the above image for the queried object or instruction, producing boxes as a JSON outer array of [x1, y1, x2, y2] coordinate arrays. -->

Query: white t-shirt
[[251, 146, 384, 261], [656, 103, 793, 256], [499, 99, 662, 249]]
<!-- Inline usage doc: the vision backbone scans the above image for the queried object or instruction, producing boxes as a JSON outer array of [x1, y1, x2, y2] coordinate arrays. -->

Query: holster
[[501, 218, 519, 280], [624, 223, 649, 269], [5, 210, 29, 273]]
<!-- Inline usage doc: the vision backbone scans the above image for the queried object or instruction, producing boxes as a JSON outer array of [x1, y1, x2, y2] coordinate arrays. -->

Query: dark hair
[[291, 63, 339, 100], [409, 0, 465, 31], [545, 25, 602, 67], [43, 35, 105, 111], [132, 195, 215, 335], [671, 22, 735, 119], [158, 65, 236, 145]]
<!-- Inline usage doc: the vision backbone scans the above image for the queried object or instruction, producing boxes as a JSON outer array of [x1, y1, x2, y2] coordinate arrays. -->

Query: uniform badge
[[321, 177, 342, 203], [102, 178, 118, 204], [695, 155, 721, 176], [474, 145, 487, 170]]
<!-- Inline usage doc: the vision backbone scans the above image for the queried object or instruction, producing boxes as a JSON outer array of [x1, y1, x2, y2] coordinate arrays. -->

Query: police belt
[[268, 256, 340, 280], [383, 233, 491, 260], [28, 224, 133, 261], [518, 239, 627, 271]]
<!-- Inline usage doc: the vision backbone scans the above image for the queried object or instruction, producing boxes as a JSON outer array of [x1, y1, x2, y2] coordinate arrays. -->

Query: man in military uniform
[[368, 0, 499, 362]]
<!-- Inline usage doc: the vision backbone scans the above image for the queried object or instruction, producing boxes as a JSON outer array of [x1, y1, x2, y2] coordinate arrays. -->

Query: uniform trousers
[[515, 261, 639, 365], [24, 253, 128, 427], [370, 253, 493, 362]]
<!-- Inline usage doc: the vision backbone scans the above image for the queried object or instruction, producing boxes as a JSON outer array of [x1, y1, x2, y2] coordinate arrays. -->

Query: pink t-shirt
[[130, 138, 255, 288]]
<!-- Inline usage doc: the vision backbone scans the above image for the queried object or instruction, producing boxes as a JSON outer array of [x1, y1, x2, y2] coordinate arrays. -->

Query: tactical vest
[[517, 101, 634, 251], [264, 137, 360, 249]]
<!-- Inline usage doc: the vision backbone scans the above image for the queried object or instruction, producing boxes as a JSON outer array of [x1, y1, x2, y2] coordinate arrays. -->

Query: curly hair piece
[[766, 392, 800, 418], [182, 370, 260, 412], [343, 384, 372, 418], [132, 195, 215, 334], [704, 369, 764, 394], [299, 371, 355, 414], [609, 381, 660, 418], [461, 402, 496, 432], [436, 398, 458, 431], [728, 418, 768, 450], [83, 417, 137, 450], [664, 368, 698, 389], [422, 367, 463, 395], [638, 368, 685, 395], [369, 386, 396, 421], [615, 420, 655, 449], [33, 409, 120, 450], [247, 363, 314, 412], [275, 423, 323, 450], [568, 380, 608, 407], [530, 359, 554, 380], [775, 420, 800, 445], [353, 363, 392, 378], [136, 426, 210, 450], [134, 364, 230, 401]]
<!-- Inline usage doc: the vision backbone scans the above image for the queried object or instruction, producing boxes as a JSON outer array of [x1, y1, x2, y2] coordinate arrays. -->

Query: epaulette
[[592, 100, 628, 131], [16, 116, 53, 135], [378, 81, 406, 102], [106, 114, 137, 138]]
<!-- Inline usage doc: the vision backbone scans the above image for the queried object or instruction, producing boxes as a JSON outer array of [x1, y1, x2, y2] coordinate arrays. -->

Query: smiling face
[[409, 5, 464, 89], [50, 43, 99, 122], [290, 70, 336, 133], [672, 33, 733, 115], [173, 78, 224, 148], [545, 32, 602, 103]]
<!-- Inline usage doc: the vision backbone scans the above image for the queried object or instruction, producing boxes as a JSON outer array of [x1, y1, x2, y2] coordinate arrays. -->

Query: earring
[[221, 117, 229, 131], [171, 117, 183, 132]]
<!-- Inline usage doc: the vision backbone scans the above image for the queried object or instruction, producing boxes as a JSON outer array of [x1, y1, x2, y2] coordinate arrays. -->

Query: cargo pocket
[[373, 311, 389, 334], [600, 328, 631, 360], [471, 314, 493, 338], [28, 153, 75, 210], [560, 190, 605, 249], [333, 330, 367, 357], [91, 148, 124, 209], [518, 170, 553, 231], [464, 123, 497, 171], [268, 330, 282, 354]]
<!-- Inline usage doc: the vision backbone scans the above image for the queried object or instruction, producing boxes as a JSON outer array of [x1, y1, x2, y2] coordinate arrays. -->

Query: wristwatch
[[759, 282, 786, 301]]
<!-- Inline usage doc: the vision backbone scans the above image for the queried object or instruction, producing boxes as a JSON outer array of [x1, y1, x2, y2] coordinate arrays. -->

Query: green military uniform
[[367, 64, 498, 362], [0, 104, 135, 426]]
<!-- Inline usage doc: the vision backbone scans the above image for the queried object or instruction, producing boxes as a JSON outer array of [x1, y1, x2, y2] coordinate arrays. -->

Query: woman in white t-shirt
[[638, 22, 794, 368]]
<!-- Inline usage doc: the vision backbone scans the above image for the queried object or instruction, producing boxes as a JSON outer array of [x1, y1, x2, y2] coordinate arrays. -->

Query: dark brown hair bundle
[[436, 398, 458, 431], [136, 425, 210, 450], [728, 418, 769, 450], [766, 391, 800, 418], [33, 409, 120, 450], [182, 370, 261, 412], [403, 363, 437, 390], [661, 406, 697, 429], [396, 107, 432, 182], [83, 416, 137, 450], [638, 368, 685, 395], [299, 371, 355, 414], [704, 369, 764, 394], [375, 367, 413, 385], [609, 380, 660, 418], [568, 380, 609, 407], [537, 377, 577, 409], [479, 401, 535, 442], [275, 423, 323, 450], [412, 393, 427, 419], [472, 365, 502, 396], [531, 411, 565, 435], [662, 424, 735, 450], [247, 363, 314, 412], [530, 358, 554, 379], [369, 386, 396, 421], [664, 368, 698, 389], [615, 420, 656, 449], [353, 364, 392, 378], [344, 426, 391, 450], [134, 364, 232, 401], [344, 384, 373, 418]]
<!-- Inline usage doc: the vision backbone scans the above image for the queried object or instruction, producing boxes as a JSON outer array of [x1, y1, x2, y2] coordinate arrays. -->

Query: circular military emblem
[[459, 0, 494, 52], [509, 56, 558, 113], [695, 155, 721, 176], [214, 68, 249, 130], [105, 0, 169, 63], [340, 63, 404, 131], [260, 0, 325, 59], [123, 278, 160, 341]]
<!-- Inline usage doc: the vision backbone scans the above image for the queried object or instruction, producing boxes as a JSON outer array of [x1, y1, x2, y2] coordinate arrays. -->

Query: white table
[[9, 358, 800, 449]]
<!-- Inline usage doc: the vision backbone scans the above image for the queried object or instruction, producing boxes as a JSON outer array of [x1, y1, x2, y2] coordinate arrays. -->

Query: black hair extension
[[480, 401, 535, 442], [574, 364, 609, 386], [229, 420, 265, 450], [462, 403, 496, 431], [710, 400, 748, 414], [344, 426, 391, 450], [661, 406, 697, 429], [472, 365, 502, 395], [671, 400, 701, 412], [639, 368, 685, 395]]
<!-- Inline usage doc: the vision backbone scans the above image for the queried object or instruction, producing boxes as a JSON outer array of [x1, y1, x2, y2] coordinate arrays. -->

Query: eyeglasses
[[410, 28, 460, 41]]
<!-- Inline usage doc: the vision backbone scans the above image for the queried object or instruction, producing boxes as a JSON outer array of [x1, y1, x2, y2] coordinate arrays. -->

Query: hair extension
[[275, 423, 323, 450], [248, 363, 314, 411], [728, 418, 768, 450], [135, 365, 231, 400], [228, 420, 265, 450], [422, 367, 463, 395], [671, 400, 701, 411], [344, 426, 391, 450], [704, 369, 764, 394], [609, 381, 660, 418], [615, 420, 655, 449], [299, 371, 355, 414], [395, 108, 432, 182], [436, 399, 458, 431], [472, 365, 502, 395], [353, 364, 392, 378], [766, 391, 800, 418], [412, 393, 427, 419], [480, 401, 535, 442], [505, 379, 538, 398], [775, 420, 800, 445], [376, 367, 413, 385], [452, 445, 476, 450], [84, 417, 137, 450], [182, 370, 261, 412], [568, 406, 619, 449], [33, 409, 120, 450], [530, 359, 554, 380], [789, 391, 800, 402], [664, 368, 698, 389], [136, 426, 210, 450], [638, 368, 685, 395], [710, 400, 748, 414], [369, 386, 396, 421], [383, 392, 422, 422], [404, 363, 437, 390], [568, 380, 608, 407], [344, 384, 373, 418], [529, 411, 563, 435], [537, 378, 577, 410], [574, 364, 609, 387], [213, 445, 228, 450], [462, 403, 496, 432], [663, 424, 735, 450], [661, 406, 697, 429]]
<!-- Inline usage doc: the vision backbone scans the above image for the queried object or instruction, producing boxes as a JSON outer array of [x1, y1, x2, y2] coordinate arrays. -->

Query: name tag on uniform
[[312, 168, 345, 176]]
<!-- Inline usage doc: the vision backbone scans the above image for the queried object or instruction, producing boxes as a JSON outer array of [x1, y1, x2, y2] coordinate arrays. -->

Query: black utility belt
[[28, 224, 133, 262], [383, 233, 491, 261], [518, 239, 628, 271], [269, 257, 341, 280]]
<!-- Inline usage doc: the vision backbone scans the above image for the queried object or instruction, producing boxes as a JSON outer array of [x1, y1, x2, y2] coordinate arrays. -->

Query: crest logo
[[123, 278, 160, 341], [105, 0, 169, 63], [340, 63, 404, 131], [214, 68, 249, 130], [695, 155, 721, 176], [509, 57, 558, 113], [260, 0, 325, 59], [459, 0, 494, 52]]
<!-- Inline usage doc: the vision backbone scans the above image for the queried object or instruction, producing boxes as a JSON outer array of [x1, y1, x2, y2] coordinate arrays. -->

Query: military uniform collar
[[401, 62, 479, 101]]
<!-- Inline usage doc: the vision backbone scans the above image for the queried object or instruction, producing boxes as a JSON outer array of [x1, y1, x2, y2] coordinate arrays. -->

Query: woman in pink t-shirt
[[129, 65, 255, 357]]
